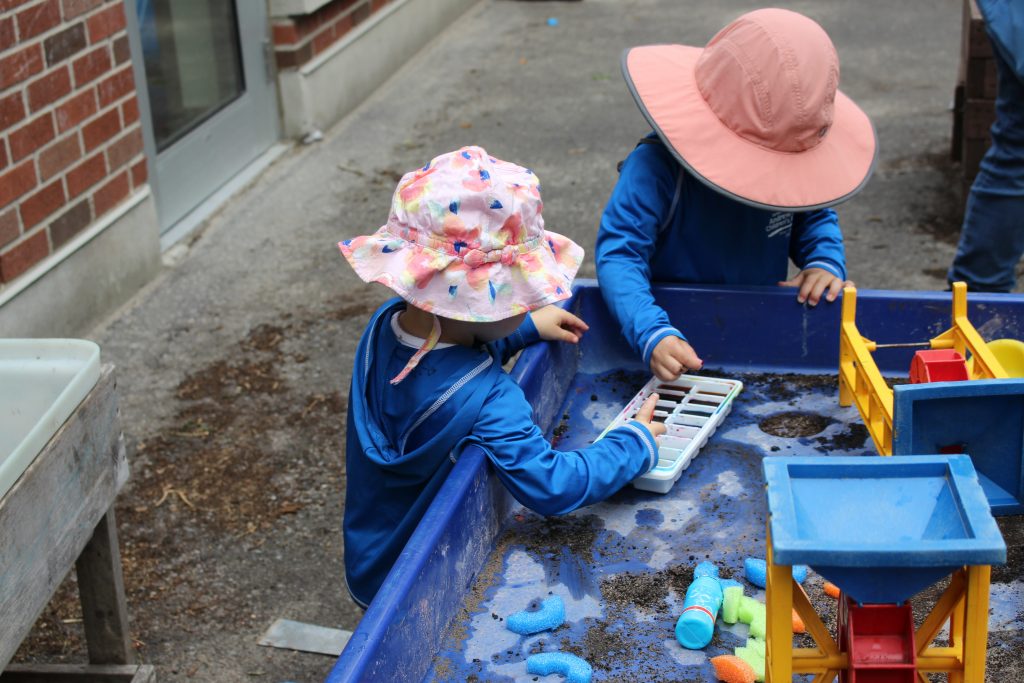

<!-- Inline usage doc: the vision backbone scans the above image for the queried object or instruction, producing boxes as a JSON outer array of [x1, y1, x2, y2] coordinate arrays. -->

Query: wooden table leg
[[75, 508, 135, 666]]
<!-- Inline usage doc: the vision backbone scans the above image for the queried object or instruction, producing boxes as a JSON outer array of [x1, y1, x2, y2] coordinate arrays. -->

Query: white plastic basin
[[0, 339, 101, 499]]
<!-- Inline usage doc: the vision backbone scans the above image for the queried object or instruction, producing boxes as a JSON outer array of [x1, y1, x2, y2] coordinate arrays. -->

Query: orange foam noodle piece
[[791, 608, 806, 633], [710, 655, 757, 683], [823, 581, 841, 598]]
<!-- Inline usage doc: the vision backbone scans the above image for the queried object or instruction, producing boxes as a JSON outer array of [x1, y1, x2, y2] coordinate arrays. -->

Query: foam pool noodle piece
[[710, 655, 756, 683], [676, 562, 724, 649], [792, 608, 806, 633], [722, 586, 744, 624], [749, 612, 767, 639], [526, 652, 592, 683], [694, 561, 719, 579], [719, 578, 743, 592], [743, 558, 808, 588], [506, 596, 565, 635], [823, 581, 841, 599], [737, 596, 765, 625], [745, 638, 766, 657], [743, 558, 767, 588], [733, 646, 765, 682]]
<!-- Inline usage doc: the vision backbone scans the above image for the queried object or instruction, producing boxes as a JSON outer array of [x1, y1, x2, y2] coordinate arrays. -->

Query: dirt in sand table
[[758, 411, 833, 438]]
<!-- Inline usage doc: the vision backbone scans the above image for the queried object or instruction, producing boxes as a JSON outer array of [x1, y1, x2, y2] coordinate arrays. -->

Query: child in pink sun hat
[[338, 146, 666, 607], [597, 8, 877, 381]]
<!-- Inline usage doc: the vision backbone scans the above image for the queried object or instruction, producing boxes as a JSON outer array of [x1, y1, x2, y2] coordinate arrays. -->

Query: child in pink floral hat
[[338, 146, 665, 607]]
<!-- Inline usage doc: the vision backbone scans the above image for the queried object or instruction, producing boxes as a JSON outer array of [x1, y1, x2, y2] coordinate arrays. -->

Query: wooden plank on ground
[[0, 663, 155, 683]]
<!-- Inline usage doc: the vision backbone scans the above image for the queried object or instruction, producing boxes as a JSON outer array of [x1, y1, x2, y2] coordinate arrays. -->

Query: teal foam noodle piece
[[526, 652, 593, 683], [506, 596, 565, 635]]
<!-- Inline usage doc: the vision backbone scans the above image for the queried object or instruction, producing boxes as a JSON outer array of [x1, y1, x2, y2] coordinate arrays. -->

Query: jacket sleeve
[[789, 208, 847, 280], [488, 313, 542, 365], [596, 144, 687, 367], [469, 375, 656, 517]]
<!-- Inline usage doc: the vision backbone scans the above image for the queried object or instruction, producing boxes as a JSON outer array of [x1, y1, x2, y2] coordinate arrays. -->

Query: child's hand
[[531, 305, 589, 343], [632, 393, 667, 439], [778, 268, 852, 306], [650, 336, 703, 381]]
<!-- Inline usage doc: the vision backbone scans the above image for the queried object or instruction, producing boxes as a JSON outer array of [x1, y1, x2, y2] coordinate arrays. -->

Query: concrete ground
[[14, 0, 1016, 681]]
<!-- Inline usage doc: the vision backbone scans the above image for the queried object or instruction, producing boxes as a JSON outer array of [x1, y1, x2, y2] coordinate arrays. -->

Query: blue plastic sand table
[[326, 284, 1024, 683]]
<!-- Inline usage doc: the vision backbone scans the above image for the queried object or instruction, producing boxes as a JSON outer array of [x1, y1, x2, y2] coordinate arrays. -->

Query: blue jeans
[[949, 36, 1024, 292]]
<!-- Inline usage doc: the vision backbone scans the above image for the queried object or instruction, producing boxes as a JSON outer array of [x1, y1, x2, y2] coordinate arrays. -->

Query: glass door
[[128, 0, 279, 234]]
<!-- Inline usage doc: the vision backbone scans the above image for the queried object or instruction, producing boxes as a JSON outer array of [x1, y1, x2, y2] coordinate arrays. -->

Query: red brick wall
[[0, 0, 147, 284], [272, 0, 392, 70]]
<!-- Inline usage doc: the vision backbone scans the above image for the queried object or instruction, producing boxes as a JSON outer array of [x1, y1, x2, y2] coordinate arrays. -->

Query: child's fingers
[[825, 277, 844, 302], [647, 421, 667, 438], [805, 276, 829, 306], [798, 276, 817, 304], [556, 327, 580, 344], [657, 358, 683, 380], [778, 273, 805, 288], [680, 346, 703, 371], [652, 363, 676, 381], [559, 310, 589, 332], [635, 393, 660, 423]]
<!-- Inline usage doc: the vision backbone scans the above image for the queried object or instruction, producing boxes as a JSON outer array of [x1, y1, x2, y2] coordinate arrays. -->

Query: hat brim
[[622, 45, 878, 211], [339, 228, 583, 322]]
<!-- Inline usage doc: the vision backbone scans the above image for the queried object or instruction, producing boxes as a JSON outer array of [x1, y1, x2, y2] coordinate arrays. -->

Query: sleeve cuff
[[622, 421, 659, 473], [516, 311, 541, 348], [641, 326, 686, 366], [802, 260, 846, 280]]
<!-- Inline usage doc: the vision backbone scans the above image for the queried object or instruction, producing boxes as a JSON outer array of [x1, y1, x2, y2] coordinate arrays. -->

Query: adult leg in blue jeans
[[949, 31, 1024, 292]]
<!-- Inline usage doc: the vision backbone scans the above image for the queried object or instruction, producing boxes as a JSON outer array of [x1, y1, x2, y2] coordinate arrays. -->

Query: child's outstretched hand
[[531, 305, 589, 344], [632, 393, 667, 439], [651, 336, 703, 381], [779, 268, 853, 306]]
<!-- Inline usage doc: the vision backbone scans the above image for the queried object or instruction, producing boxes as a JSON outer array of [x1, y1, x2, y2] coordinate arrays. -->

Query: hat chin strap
[[390, 314, 442, 385]]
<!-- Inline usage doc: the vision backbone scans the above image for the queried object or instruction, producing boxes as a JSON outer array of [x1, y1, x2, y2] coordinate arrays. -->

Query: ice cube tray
[[598, 374, 743, 494]]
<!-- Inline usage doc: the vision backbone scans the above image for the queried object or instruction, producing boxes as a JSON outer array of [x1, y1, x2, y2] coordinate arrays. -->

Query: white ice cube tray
[[598, 374, 743, 494]]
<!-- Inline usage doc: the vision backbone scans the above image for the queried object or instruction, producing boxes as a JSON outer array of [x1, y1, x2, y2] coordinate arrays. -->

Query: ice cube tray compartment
[[597, 373, 743, 494]]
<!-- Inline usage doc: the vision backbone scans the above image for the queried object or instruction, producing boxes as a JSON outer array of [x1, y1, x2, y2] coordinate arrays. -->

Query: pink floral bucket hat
[[339, 146, 584, 322]]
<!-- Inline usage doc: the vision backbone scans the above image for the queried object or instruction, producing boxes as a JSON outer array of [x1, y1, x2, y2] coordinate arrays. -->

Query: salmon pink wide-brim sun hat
[[339, 146, 583, 323], [622, 8, 877, 211]]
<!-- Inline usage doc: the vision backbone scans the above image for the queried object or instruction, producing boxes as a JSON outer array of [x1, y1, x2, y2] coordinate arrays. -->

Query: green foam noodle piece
[[722, 586, 744, 624], [749, 613, 767, 640], [737, 596, 764, 624], [733, 647, 765, 683], [746, 638, 766, 657]]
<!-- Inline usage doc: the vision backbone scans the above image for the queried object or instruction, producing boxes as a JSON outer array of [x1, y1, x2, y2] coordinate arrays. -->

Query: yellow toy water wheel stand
[[837, 282, 1007, 455]]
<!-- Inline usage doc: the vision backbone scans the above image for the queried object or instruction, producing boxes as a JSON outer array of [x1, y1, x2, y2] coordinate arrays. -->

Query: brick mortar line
[[1, 145, 144, 259], [275, 0, 371, 53], [9, 90, 141, 200], [2, 35, 130, 133], [4, 1, 122, 58], [4, 115, 143, 234]]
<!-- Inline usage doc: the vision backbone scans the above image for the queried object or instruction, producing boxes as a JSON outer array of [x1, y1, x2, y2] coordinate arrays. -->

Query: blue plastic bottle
[[675, 561, 723, 649]]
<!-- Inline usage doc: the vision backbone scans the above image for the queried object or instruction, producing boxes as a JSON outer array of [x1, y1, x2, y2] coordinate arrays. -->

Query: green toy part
[[722, 586, 744, 624], [733, 646, 765, 683], [745, 637, 766, 657], [749, 613, 767, 639], [737, 596, 766, 625]]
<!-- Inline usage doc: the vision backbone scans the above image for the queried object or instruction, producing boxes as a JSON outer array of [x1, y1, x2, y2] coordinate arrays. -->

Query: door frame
[[123, 0, 281, 237]]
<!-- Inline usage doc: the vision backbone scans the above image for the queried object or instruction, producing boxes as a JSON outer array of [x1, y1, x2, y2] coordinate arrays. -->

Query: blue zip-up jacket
[[595, 136, 847, 366], [344, 299, 658, 606]]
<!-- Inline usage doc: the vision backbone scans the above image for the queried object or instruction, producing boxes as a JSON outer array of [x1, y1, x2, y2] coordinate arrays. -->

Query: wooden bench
[[0, 366, 154, 683]]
